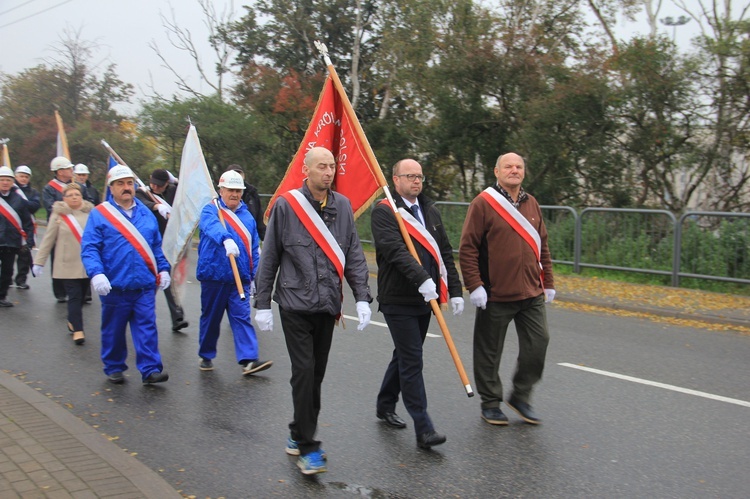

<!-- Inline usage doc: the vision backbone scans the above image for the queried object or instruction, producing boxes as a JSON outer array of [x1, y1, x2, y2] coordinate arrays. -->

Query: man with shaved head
[[459, 152, 555, 426], [254, 146, 372, 475], [370, 158, 464, 450]]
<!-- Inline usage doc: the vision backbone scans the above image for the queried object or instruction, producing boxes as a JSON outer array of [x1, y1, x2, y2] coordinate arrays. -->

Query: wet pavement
[[1, 246, 749, 498]]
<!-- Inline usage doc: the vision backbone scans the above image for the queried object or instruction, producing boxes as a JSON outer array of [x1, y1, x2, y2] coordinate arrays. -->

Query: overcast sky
[[0, 0, 703, 114], [0, 0, 238, 112]]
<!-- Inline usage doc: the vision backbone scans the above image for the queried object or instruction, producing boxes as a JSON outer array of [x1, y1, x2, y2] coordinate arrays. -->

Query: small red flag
[[265, 76, 382, 221]]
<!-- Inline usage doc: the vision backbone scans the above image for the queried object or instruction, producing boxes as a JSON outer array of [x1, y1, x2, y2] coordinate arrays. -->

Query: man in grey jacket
[[254, 146, 372, 475]]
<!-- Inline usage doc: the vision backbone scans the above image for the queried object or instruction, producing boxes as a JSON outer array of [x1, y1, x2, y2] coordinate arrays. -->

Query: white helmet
[[15, 165, 32, 176], [0, 166, 15, 178], [107, 164, 135, 185], [218, 170, 246, 190], [50, 156, 73, 171], [73, 163, 90, 174]]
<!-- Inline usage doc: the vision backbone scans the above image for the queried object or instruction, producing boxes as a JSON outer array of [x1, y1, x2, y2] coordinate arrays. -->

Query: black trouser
[[0, 247, 18, 300], [163, 285, 185, 326], [49, 248, 67, 299], [377, 309, 434, 436], [64, 278, 90, 332], [279, 307, 335, 456], [14, 246, 31, 285]]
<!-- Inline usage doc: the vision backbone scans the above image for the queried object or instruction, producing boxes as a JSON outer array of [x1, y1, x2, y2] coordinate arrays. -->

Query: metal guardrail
[[260, 194, 749, 288]]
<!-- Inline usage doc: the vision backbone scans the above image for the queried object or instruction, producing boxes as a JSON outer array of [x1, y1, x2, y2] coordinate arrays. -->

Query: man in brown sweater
[[459, 152, 555, 426]]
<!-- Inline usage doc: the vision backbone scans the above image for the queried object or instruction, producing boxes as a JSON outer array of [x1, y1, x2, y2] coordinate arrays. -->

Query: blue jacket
[[196, 198, 260, 283], [81, 199, 170, 290]]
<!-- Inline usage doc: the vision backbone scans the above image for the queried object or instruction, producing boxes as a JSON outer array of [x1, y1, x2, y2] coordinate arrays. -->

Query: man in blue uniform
[[81, 164, 171, 385], [196, 170, 271, 375]]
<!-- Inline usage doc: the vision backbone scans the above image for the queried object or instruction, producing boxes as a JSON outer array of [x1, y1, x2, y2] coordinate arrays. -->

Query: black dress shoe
[[507, 396, 541, 424], [377, 411, 407, 429], [0, 299, 14, 307], [417, 430, 446, 449], [107, 372, 125, 384], [16, 283, 29, 289], [172, 319, 189, 332], [142, 371, 169, 384]]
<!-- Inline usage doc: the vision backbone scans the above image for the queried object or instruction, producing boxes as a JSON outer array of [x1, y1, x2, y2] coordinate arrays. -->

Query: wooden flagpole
[[215, 200, 247, 301], [314, 41, 474, 398]]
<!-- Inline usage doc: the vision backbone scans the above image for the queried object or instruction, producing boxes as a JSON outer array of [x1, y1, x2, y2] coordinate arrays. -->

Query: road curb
[[557, 295, 750, 329]]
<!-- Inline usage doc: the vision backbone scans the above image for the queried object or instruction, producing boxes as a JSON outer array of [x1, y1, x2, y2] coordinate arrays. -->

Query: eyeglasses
[[396, 174, 426, 182]]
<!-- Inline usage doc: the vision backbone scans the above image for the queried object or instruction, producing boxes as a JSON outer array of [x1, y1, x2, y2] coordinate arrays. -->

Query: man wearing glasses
[[370, 158, 464, 449]]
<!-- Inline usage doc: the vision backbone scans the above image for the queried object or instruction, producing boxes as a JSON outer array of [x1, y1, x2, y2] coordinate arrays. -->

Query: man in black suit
[[370, 158, 464, 449]]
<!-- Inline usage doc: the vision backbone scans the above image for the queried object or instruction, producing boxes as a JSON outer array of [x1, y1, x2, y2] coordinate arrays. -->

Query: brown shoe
[[73, 331, 85, 345]]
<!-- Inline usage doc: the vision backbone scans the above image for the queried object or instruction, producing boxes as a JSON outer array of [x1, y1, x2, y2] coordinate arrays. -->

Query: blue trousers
[[100, 289, 163, 380], [377, 309, 434, 436], [198, 280, 258, 364]]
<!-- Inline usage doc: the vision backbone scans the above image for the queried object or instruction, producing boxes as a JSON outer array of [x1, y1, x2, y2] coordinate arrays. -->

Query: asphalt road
[[1, 252, 748, 498]]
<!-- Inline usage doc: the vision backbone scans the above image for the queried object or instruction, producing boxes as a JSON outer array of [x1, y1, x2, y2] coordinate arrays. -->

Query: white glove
[[158, 271, 171, 291], [417, 279, 438, 302], [450, 297, 465, 316], [223, 238, 240, 257], [92, 274, 111, 296], [544, 289, 556, 303], [249, 281, 256, 297], [156, 203, 171, 219], [470, 286, 487, 309], [32, 264, 44, 277], [167, 171, 178, 184], [254, 309, 273, 331], [356, 301, 371, 330]]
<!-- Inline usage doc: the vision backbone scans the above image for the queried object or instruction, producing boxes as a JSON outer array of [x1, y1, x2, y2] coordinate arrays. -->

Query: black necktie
[[410, 204, 422, 225]]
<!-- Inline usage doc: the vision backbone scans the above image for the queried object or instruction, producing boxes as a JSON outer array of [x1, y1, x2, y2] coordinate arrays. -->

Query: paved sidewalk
[[0, 371, 181, 499]]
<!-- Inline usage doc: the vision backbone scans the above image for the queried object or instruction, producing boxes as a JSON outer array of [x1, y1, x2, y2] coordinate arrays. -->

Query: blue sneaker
[[297, 450, 327, 475], [286, 437, 326, 459], [285, 436, 300, 456]]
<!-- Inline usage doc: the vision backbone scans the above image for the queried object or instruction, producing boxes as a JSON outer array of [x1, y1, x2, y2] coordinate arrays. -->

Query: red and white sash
[[379, 199, 449, 304], [480, 187, 544, 283], [47, 179, 67, 193], [95, 202, 158, 278], [13, 186, 36, 235], [0, 197, 27, 245], [152, 193, 171, 208], [214, 199, 253, 273], [141, 186, 172, 208], [281, 189, 345, 287], [60, 213, 84, 244]]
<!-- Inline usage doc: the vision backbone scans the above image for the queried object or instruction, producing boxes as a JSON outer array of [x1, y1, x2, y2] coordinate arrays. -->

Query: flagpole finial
[[314, 40, 332, 66], [0, 138, 9, 145]]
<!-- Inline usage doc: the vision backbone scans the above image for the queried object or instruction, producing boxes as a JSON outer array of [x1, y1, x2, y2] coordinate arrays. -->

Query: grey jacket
[[254, 183, 372, 316]]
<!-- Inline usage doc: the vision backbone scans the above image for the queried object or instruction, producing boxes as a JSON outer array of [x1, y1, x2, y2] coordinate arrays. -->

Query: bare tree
[[149, 0, 237, 101]]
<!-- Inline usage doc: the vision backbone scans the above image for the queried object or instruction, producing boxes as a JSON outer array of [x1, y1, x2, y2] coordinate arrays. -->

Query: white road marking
[[558, 363, 750, 408], [342, 314, 387, 328], [341, 315, 442, 337]]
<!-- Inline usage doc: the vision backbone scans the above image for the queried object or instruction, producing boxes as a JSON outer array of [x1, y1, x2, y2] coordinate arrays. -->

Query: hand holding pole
[[216, 200, 246, 300], [314, 41, 474, 398]]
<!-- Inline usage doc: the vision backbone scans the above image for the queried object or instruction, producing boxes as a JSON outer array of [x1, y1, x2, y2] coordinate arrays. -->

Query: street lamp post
[[660, 15, 691, 42]]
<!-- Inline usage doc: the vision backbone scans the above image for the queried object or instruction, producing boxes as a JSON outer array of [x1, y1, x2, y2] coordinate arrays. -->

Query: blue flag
[[104, 154, 118, 202]]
